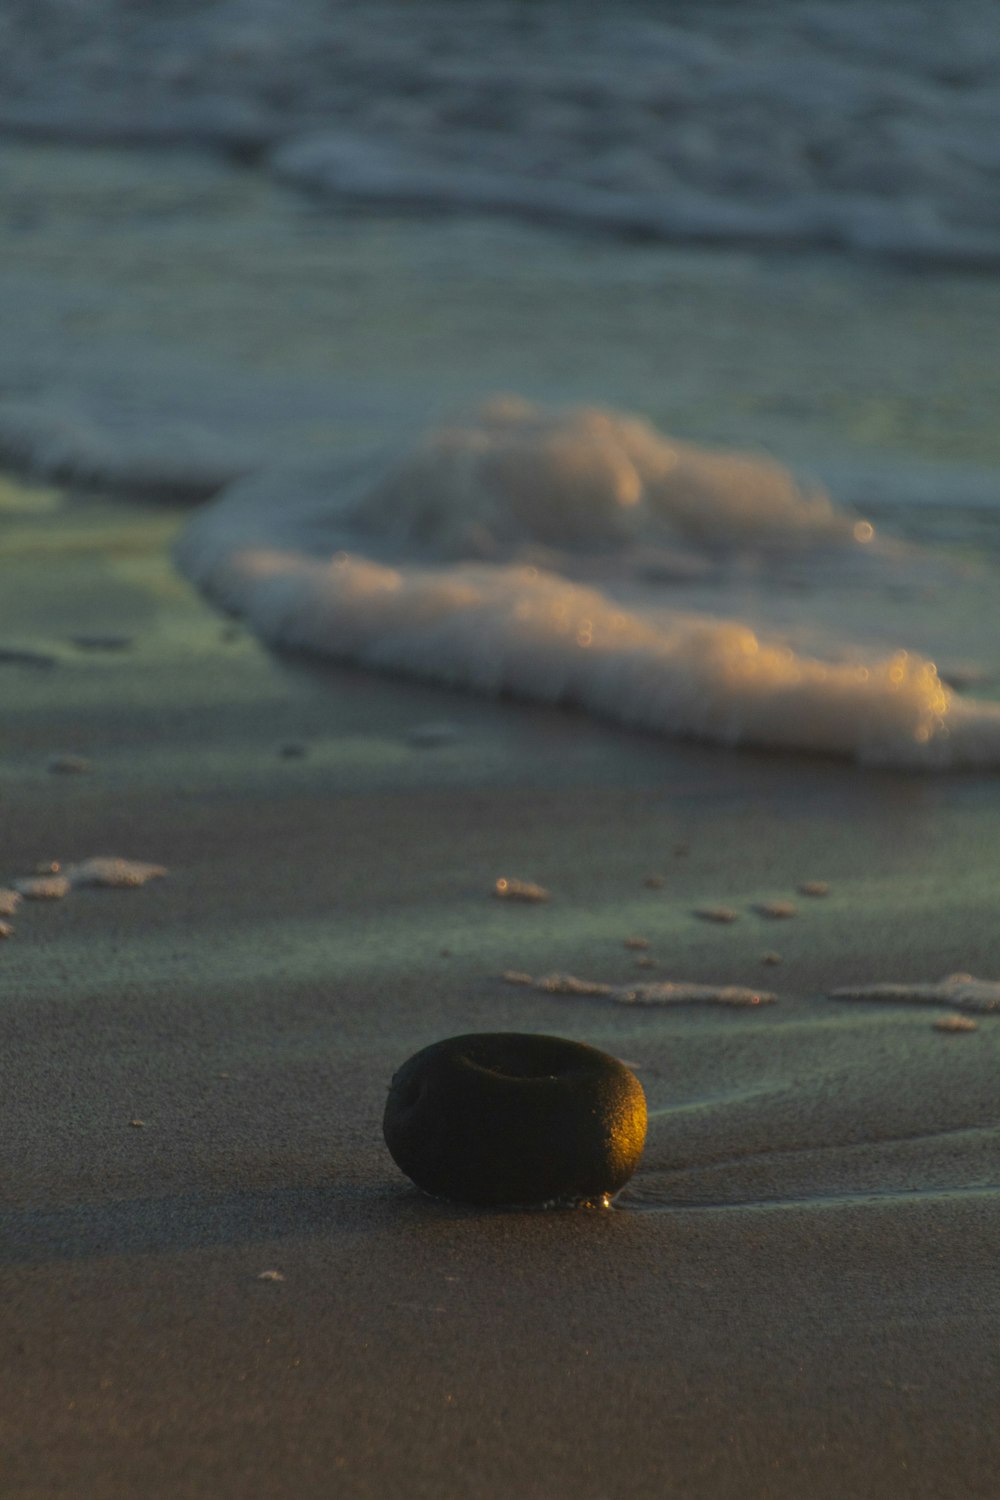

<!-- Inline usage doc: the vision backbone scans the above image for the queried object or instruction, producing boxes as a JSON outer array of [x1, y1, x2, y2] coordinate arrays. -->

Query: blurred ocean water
[[1, 1, 998, 765], [2, 0, 1000, 264]]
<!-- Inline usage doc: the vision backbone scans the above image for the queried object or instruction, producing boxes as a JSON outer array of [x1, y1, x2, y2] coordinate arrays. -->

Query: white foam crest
[[353, 398, 853, 555], [176, 399, 1000, 770], [178, 543, 984, 766]]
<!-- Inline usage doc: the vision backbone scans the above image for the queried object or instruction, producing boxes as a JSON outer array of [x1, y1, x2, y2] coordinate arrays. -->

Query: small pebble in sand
[[0, 921, 13, 939], [761, 951, 783, 966], [643, 874, 665, 889], [934, 1014, 978, 1033], [257, 1269, 285, 1282], [798, 881, 830, 897], [754, 901, 797, 920], [494, 878, 550, 903], [406, 721, 462, 748], [0, 888, 22, 916], [623, 936, 650, 950], [693, 906, 739, 924], [46, 753, 90, 774], [128, 1119, 145, 1128], [14, 874, 71, 900], [440, 947, 452, 958]]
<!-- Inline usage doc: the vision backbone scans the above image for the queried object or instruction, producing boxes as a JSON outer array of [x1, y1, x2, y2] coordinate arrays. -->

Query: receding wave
[[175, 398, 1000, 770]]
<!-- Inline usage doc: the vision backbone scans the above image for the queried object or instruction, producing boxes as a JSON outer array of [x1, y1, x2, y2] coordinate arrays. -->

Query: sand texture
[[2, 487, 1000, 1500]]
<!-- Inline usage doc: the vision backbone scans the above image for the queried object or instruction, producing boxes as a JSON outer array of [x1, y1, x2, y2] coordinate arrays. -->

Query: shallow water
[[1, 48, 999, 770], [3, 0, 1000, 264]]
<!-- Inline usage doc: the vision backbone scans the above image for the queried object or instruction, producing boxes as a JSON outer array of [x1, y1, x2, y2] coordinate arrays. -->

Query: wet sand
[[2, 488, 999, 1499]]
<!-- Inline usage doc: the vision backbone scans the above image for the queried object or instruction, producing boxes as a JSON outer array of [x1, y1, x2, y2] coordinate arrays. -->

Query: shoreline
[[2, 485, 999, 1496], [2, 52, 1000, 1483]]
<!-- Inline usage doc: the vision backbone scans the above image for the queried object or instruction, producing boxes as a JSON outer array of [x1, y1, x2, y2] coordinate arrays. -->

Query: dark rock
[[383, 1032, 646, 1207]]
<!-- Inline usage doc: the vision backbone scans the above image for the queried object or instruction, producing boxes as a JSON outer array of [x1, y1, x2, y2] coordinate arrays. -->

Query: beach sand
[[1, 39, 1000, 1484], [2, 485, 999, 1499]]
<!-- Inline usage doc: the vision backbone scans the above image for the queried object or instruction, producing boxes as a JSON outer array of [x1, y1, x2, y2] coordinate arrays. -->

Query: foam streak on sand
[[14, 875, 71, 901], [176, 399, 1000, 771], [494, 878, 551, 903], [502, 970, 776, 1008], [12, 857, 167, 899], [830, 972, 1000, 1014], [63, 857, 168, 889]]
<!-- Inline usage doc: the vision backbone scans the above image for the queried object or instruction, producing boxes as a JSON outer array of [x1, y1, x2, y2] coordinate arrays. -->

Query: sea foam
[[3, 0, 999, 264], [502, 970, 776, 1008], [176, 398, 1000, 770]]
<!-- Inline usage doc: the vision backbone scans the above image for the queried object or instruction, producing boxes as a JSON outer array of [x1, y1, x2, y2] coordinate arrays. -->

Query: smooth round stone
[[383, 1032, 647, 1207]]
